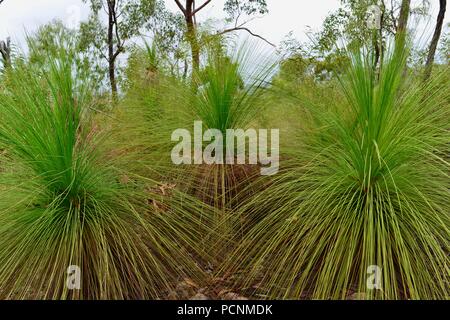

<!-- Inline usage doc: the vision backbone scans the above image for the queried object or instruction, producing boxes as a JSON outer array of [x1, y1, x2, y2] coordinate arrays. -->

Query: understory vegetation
[[0, 0, 448, 300]]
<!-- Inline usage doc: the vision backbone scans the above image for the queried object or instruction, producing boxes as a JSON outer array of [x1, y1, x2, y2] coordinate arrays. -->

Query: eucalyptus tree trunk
[[424, 0, 447, 80], [107, 0, 118, 102], [397, 0, 411, 35], [185, 0, 200, 74], [0, 37, 11, 68]]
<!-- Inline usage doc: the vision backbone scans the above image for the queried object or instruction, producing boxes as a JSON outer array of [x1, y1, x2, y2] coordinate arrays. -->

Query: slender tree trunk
[[373, 33, 381, 69], [185, 0, 200, 74], [379, 2, 386, 69], [372, 1, 385, 79], [183, 59, 188, 79], [372, 6, 385, 75], [424, 0, 447, 80], [395, 0, 410, 63], [107, 0, 118, 101], [0, 37, 11, 68], [397, 0, 411, 34]]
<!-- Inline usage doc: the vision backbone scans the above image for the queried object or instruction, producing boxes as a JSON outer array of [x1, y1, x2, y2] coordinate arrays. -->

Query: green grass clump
[[0, 53, 212, 299], [117, 43, 276, 232], [223, 42, 450, 299]]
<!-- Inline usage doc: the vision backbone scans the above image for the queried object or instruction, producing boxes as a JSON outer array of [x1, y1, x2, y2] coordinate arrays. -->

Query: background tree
[[0, 37, 11, 68], [424, 0, 447, 79], [174, 0, 208, 73], [275, 32, 350, 84], [80, 0, 156, 100], [23, 21, 106, 94], [279, 0, 431, 81], [147, 1, 189, 78], [397, 0, 411, 34], [437, 22, 450, 62], [219, 0, 272, 45], [0, 0, 10, 68], [174, 0, 270, 73]]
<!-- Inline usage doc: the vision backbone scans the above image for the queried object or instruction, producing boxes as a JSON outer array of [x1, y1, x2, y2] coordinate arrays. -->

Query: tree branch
[[193, 0, 197, 25], [108, 0, 124, 55], [193, 0, 211, 14], [92, 41, 109, 62], [101, 1, 109, 15], [98, 48, 109, 62], [217, 27, 275, 47], [174, 0, 186, 14], [112, 47, 122, 60]]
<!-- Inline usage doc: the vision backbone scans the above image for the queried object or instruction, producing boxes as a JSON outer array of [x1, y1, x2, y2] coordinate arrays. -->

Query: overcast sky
[[0, 0, 449, 50]]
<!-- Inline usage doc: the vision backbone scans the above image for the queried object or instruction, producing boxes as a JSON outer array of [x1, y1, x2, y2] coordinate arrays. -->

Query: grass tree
[[0, 50, 214, 299], [222, 40, 450, 299], [116, 42, 276, 261]]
